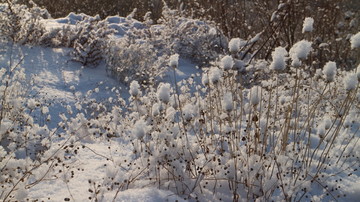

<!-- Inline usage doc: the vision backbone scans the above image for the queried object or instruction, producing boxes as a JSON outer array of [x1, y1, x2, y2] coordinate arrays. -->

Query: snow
[[169, 53, 179, 68], [103, 188, 186, 202], [209, 66, 222, 84], [302, 17, 314, 33], [133, 119, 150, 138], [350, 32, 360, 49], [157, 83, 171, 104], [1, 6, 360, 202], [250, 86, 260, 105], [289, 40, 312, 66], [229, 38, 241, 53], [27, 98, 38, 110], [322, 61, 337, 82], [344, 73, 358, 91], [270, 46, 288, 71], [41, 106, 49, 114], [234, 59, 246, 72], [202, 73, 209, 86], [0, 40, 200, 201], [220, 55, 234, 70], [222, 92, 233, 112], [129, 81, 141, 97]]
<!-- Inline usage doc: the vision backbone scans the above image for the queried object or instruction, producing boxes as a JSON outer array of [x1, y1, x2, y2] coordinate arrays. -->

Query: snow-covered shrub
[[155, 4, 227, 64], [96, 39, 360, 201], [105, 36, 168, 85], [38, 24, 76, 47], [0, 56, 53, 201], [0, 1, 48, 44], [0, 64, 45, 158], [70, 15, 113, 66], [104, 5, 227, 83]]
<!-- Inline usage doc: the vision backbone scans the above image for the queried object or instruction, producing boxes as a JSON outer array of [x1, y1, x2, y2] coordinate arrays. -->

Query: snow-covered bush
[[104, 5, 226, 84], [0, 54, 52, 201], [70, 15, 113, 66], [155, 4, 227, 64], [105, 36, 168, 85], [0, 1, 48, 44], [38, 24, 75, 47], [94, 38, 360, 201], [1, 2, 359, 201]]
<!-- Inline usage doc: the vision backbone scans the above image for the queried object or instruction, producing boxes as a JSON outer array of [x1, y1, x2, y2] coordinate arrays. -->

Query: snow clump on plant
[[222, 92, 233, 112], [250, 86, 261, 106], [270, 47, 288, 71], [133, 119, 151, 139], [350, 32, 360, 49], [322, 61, 337, 82], [343, 73, 358, 91], [221, 55, 234, 70], [229, 38, 241, 53], [302, 17, 314, 33], [289, 40, 312, 66], [157, 83, 171, 104], [169, 54, 179, 68], [209, 66, 222, 84], [129, 80, 141, 97]]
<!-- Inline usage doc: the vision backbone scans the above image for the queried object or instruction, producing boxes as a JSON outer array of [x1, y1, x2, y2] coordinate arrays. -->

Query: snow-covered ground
[[0, 42, 198, 201], [1, 7, 360, 202]]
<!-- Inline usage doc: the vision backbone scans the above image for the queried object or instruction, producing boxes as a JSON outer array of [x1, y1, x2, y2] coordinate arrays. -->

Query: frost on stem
[[302, 17, 314, 33], [250, 86, 261, 106], [350, 32, 360, 49], [322, 61, 337, 82], [289, 40, 312, 66], [356, 64, 360, 81], [220, 55, 234, 70], [222, 92, 233, 112], [343, 73, 358, 91], [202, 73, 209, 86], [169, 54, 179, 68], [129, 81, 141, 97], [270, 47, 288, 71]]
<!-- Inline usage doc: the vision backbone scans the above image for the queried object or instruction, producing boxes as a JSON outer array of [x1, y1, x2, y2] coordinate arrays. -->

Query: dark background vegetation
[[11, 0, 359, 38], [3, 0, 359, 68]]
